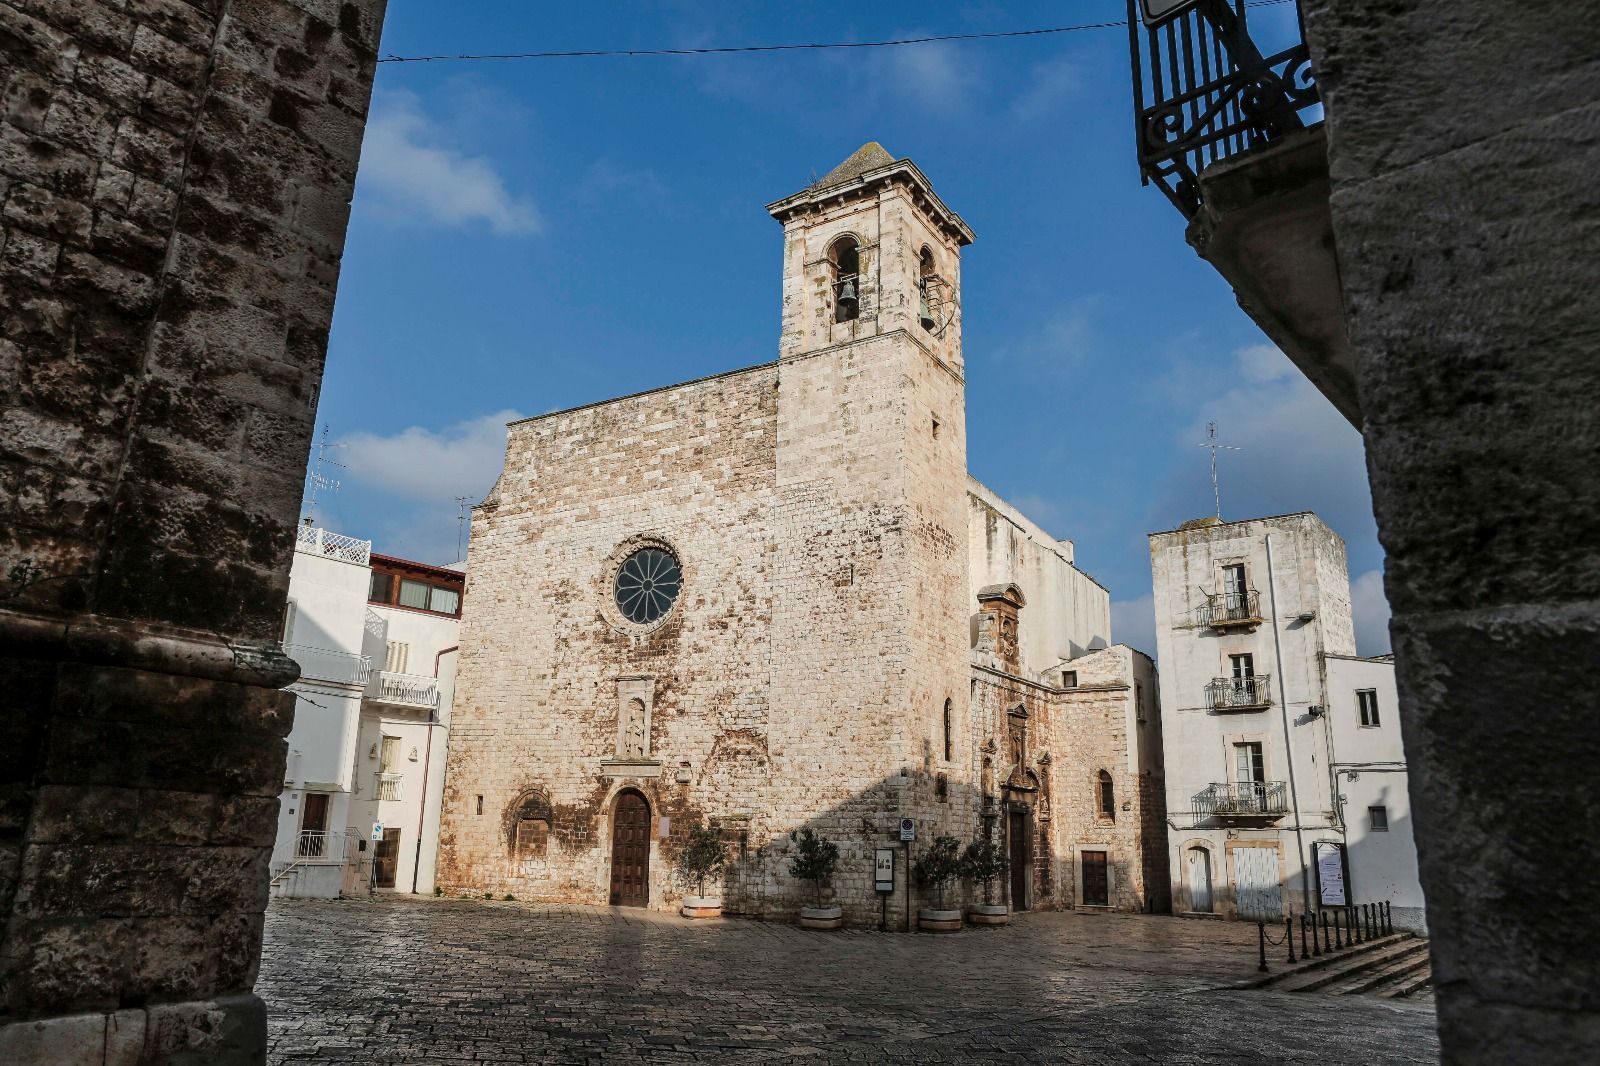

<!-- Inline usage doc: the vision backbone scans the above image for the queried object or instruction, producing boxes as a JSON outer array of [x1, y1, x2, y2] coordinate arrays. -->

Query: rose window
[[613, 547, 682, 625]]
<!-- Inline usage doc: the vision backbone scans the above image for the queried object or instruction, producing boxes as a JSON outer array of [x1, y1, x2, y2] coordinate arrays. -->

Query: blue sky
[[306, 1, 1390, 656]]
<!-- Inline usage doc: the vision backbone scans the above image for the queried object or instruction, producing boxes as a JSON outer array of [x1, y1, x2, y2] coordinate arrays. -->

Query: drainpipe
[[411, 646, 458, 894], [1263, 535, 1312, 910]]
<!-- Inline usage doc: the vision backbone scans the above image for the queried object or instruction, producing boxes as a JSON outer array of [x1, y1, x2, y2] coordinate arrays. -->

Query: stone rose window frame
[[600, 534, 687, 637]]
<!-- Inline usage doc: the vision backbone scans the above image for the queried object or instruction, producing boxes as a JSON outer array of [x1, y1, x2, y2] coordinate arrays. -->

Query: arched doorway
[[608, 790, 651, 907], [1187, 845, 1214, 914]]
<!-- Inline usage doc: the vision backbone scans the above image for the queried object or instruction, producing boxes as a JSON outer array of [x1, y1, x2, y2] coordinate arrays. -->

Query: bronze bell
[[837, 278, 857, 303], [919, 292, 935, 331]]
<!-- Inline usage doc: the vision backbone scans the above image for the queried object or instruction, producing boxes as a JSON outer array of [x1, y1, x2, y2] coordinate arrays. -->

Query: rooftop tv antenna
[[1197, 421, 1240, 520], [454, 496, 472, 561], [304, 424, 346, 519]]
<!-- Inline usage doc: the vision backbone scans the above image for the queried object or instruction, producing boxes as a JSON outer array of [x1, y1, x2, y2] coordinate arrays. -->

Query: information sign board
[[1316, 842, 1347, 906], [370, 821, 383, 842], [898, 818, 915, 843], [874, 848, 895, 893]]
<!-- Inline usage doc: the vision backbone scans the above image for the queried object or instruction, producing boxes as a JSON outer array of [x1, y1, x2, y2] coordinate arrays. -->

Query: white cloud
[[1111, 595, 1157, 658], [1010, 58, 1082, 122], [1351, 568, 1393, 657], [338, 409, 521, 504], [881, 41, 981, 109], [358, 91, 540, 235]]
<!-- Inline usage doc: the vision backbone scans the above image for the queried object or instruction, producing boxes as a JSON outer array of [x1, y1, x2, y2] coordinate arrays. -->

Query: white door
[[1234, 846, 1283, 920], [1187, 847, 1213, 913]]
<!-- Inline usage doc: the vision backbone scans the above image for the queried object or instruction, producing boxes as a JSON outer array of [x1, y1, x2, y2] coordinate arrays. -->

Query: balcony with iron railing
[[283, 643, 372, 688], [1197, 589, 1263, 629], [367, 670, 439, 711], [1126, 2, 1360, 426], [1206, 674, 1272, 711], [1193, 780, 1288, 821]]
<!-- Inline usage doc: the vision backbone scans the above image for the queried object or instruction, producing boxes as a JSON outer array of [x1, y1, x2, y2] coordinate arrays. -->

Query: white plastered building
[[269, 523, 463, 897], [1149, 512, 1424, 930]]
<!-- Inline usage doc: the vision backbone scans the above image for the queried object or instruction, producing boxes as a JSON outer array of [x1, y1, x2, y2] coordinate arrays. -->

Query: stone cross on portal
[[1197, 421, 1240, 520]]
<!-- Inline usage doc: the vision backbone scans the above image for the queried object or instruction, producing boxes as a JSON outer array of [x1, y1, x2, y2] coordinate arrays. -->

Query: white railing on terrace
[[284, 643, 372, 688], [368, 670, 439, 710], [294, 524, 372, 567], [375, 773, 404, 802]]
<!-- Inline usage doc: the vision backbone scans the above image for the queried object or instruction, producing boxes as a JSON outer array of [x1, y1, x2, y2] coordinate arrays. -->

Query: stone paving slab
[[260, 898, 1440, 1064]]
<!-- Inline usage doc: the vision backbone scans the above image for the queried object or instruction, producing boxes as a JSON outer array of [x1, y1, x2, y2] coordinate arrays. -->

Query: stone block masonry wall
[[1301, 4, 1599, 1060], [0, 2, 384, 1063]]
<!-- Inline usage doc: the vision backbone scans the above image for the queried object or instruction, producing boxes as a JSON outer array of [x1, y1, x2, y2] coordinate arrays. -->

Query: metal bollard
[[1366, 903, 1375, 939], [1333, 909, 1343, 949], [1311, 911, 1322, 956], [1321, 910, 1330, 954], [1258, 920, 1269, 972], [1300, 913, 1311, 958], [1286, 915, 1297, 963], [1385, 900, 1394, 935]]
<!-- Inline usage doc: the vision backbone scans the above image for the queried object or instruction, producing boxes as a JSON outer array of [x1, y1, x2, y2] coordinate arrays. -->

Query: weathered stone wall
[[0, 1, 383, 1062], [969, 644, 1165, 914], [1300, 4, 1600, 1059]]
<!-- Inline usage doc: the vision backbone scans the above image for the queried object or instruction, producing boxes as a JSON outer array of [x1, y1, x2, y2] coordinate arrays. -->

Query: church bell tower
[[764, 144, 979, 861], [766, 141, 974, 372]]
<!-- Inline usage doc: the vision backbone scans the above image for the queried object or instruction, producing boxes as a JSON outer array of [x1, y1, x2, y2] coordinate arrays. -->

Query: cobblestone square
[[261, 898, 1440, 1064]]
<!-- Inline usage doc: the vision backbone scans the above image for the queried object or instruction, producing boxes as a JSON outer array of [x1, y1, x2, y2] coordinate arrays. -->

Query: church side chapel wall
[[971, 654, 1159, 914], [438, 364, 782, 903]]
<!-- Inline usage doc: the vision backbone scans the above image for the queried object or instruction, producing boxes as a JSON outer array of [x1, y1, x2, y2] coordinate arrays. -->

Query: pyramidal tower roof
[[766, 141, 975, 246], [814, 141, 897, 191]]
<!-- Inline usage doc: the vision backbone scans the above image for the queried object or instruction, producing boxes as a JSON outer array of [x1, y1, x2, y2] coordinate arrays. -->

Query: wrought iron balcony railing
[[1193, 780, 1288, 820], [1206, 674, 1272, 710], [283, 643, 372, 688], [294, 523, 373, 567], [1127, 0, 1322, 217], [1197, 589, 1262, 627], [368, 670, 439, 710]]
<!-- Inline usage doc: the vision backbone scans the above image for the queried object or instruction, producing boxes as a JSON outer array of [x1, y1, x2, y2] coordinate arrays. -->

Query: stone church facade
[[437, 145, 1168, 926]]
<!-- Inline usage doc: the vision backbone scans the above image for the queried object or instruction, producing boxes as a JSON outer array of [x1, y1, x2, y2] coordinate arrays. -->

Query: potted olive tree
[[677, 823, 727, 919], [789, 827, 843, 930], [914, 835, 963, 932], [962, 835, 1010, 925]]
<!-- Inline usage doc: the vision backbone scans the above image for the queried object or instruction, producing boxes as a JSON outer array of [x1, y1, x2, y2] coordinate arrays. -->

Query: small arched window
[[514, 789, 552, 858], [942, 698, 953, 762], [831, 236, 860, 323], [917, 246, 937, 331], [1097, 770, 1115, 822]]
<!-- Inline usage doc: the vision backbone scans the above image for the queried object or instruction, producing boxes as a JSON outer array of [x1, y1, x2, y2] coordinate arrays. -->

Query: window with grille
[[942, 698, 953, 762], [385, 641, 409, 673], [1357, 689, 1380, 727], [1098, 770, 1116, 821]]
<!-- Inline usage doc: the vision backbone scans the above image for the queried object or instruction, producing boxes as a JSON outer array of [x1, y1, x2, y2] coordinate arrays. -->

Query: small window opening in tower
[[831, 236, 860, 323], [917, 246, 937, 331]]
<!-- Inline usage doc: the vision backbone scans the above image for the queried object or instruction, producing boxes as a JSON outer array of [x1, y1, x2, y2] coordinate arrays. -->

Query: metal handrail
[[1206, 674, 1272, 709], [1192, 780, 1288, 818], [283, 643, 372, 687], [1197, 589, 1262, 625], [368, 669, 439, 709]]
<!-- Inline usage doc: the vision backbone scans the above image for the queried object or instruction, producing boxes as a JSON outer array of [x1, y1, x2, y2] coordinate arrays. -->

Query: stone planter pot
[[967, 903, 1010, 926], [798, 905, 844, 930], [918, 907, 963, 933], [680, 895, 722, 919]]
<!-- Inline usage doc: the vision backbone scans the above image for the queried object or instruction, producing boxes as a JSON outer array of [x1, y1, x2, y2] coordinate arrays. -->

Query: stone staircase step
[[1268, 938, 1427, 993], [1376, 968, 1434, 999], [1248, 931, 1408, 984], [1322, 943, 1431, 995]]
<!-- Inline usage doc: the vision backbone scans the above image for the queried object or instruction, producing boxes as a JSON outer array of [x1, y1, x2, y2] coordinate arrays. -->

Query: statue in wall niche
[[623, 698, 647, 760], [999, 615, 1018, 662]]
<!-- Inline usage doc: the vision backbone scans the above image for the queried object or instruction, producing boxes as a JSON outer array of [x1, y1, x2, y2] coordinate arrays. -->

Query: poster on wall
[[1316, 842, 1347, 906]]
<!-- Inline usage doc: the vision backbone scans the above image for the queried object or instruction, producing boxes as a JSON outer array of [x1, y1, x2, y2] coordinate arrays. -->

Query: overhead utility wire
[[378, 0, 1295, 65]]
